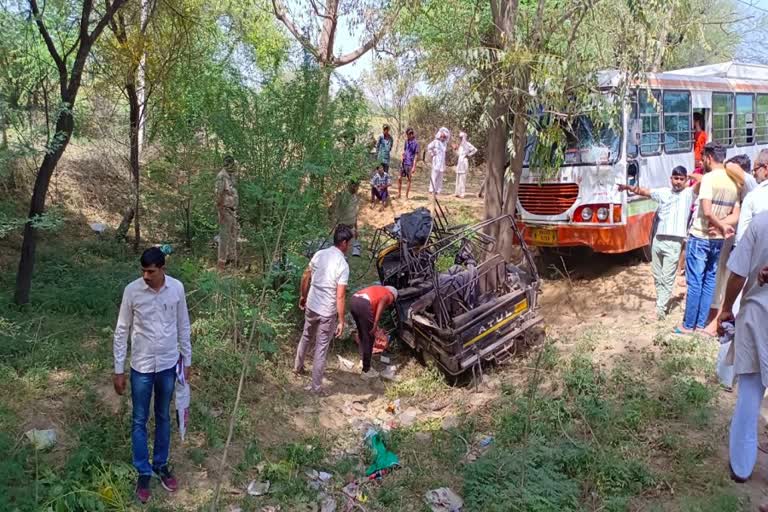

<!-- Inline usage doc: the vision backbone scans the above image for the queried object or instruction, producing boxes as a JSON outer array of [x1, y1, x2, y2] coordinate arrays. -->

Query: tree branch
[[308, 0, 332, 20], [271, 0, 321, 61], [90, 0, 130, 45], [66, 0, 129, 98], [28, 0, 68, 94], [334, 6, 402, 67]]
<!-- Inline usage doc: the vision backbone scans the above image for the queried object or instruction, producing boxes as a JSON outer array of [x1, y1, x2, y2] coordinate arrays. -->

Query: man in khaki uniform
[[216, 156, 239, 270]]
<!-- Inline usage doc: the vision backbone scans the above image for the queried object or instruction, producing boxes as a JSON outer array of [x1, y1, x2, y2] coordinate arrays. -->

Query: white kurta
[[454, 138, 477, 197], [728, 211, 768, 385], [427, 139, 448, 194]]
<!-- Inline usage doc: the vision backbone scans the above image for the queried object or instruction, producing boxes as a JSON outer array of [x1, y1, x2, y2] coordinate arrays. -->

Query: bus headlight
[[596, 207, 609, 221], [580, 207, 593, 221]]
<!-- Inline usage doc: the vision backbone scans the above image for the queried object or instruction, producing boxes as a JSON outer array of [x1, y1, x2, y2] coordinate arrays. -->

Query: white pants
[[455, 172, 467, 197], [429, 168, 444, 194], [730, 372, 766, 479]]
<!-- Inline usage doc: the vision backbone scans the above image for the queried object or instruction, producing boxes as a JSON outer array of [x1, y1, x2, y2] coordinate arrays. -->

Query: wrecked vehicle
[[369, 204, 542, 376]]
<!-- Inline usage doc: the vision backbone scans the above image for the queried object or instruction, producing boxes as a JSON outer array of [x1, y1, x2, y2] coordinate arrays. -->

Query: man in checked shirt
[[113, 247, 192, 504]]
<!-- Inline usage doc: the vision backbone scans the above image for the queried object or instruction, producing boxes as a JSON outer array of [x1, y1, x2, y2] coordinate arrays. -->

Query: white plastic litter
[[246, 480, 271, 496], [337, 355, 356, 371], [25, 429, 57, 450], [381, 365, 397, 381], [425, 487, 463, 512], [89, 222, 107, 233]]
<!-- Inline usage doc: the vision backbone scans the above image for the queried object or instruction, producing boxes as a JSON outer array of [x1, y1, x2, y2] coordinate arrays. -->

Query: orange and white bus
[[517, 62, 768, 254]]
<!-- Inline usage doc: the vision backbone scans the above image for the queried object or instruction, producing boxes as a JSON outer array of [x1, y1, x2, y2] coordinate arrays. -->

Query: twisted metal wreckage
[[368, 200, 543, 377]]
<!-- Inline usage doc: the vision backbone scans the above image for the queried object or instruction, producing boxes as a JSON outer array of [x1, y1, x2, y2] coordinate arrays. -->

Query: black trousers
[[350, 295, 374, 372]]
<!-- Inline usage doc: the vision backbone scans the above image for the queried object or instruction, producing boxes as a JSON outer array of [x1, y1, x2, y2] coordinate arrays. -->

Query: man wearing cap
[[376, 125, 394, 174], [349, 284, 398, 380]]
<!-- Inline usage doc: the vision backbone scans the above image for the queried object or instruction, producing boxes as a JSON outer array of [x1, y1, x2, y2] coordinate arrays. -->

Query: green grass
[[0, 237, 749, 511], [458, 332, 730, 512], [384, 363, 449, 400], [0, 236, 306, 511]]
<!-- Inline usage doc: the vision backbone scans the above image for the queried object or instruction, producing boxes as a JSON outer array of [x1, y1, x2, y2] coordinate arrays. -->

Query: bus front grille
[[518, 183, 579, 216]]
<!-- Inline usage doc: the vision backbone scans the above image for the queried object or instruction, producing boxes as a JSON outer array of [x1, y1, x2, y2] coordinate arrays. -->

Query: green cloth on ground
[[365, 431, 399, 476]]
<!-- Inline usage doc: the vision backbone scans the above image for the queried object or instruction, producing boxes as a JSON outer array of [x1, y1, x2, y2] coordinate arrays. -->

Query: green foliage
[[385, 363, 448, 400], [468, 331, 727, 512], [149, 43, 371, 265]]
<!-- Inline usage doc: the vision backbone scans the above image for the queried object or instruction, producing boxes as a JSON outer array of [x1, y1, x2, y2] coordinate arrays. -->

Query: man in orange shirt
[[693, 113, 708, 171], [349, 285, 398, 379]]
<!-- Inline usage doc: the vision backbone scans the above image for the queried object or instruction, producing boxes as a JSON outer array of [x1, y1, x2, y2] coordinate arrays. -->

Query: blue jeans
[[131, 366, 176, 475], [683, 235, 723, 330]]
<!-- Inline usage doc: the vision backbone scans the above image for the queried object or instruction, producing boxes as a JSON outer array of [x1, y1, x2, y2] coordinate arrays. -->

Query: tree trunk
[[483, 90, 509, 244], [1, 119, 7, 149], [115, 81, 141, 248], [127, 81, 141, 251], [497, 99, 527, 260], [14, 109, 73, 304]]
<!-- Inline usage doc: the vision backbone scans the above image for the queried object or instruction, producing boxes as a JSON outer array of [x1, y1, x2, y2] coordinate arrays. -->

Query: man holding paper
[[113, 247, 192, 504]]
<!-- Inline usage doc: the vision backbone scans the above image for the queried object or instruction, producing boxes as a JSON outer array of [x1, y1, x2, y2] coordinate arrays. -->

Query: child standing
[[376, 125, 394, 173], [618, 166, 694, 319], [398, 128, 419, 199]]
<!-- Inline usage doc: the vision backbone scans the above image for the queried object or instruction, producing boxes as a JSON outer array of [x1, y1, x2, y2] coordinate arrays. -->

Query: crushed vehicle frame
[[370, 205, 543, 376]]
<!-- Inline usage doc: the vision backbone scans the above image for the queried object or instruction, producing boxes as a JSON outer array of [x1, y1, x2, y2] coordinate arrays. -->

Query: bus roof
[[601, 62, 768, 94]]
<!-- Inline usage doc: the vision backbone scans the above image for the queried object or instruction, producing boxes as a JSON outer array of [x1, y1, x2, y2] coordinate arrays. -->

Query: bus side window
[[736, 93, 755, 146], [639, 90, 662, 155], [663, 90, 691, 152], [713, 93, 734, 146], [757, 94, 768, 144]]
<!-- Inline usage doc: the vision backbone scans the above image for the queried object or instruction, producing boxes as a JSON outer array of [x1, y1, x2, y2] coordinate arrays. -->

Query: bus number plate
[[531, 228, 557, 245]]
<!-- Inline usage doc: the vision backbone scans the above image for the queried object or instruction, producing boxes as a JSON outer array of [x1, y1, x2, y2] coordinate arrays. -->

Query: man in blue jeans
[[679, 143, 740, 334], [113, 247, 192, 503]]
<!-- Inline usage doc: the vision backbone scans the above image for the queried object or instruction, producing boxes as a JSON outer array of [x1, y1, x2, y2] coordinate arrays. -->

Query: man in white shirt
[[720, 212, 768, 487], [113, 247, 192, 504], [427, 127, 450, 196], [736, 149, 768, 244], [619, 166, 694, 319], [294, 225, 353, 394]]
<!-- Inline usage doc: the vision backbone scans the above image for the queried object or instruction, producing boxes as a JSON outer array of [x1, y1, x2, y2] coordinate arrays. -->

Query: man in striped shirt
[[620, 165, 695, 319]]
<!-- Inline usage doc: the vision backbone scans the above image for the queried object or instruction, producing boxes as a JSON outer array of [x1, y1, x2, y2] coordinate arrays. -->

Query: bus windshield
[[524, 115, 621, 167]]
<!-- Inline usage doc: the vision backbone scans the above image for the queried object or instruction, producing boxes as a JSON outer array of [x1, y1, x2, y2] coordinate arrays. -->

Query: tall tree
[[403, 0, 745, 257], [271, 0, 402, 97], [14, 0, 128, 305], [108, 0, 155, 249]]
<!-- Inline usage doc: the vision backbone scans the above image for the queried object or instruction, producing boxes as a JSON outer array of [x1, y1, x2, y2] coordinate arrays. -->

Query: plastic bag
[[717, 322, 735, 389], [175, 355, 191, 441]]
